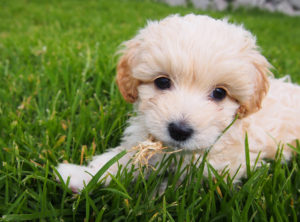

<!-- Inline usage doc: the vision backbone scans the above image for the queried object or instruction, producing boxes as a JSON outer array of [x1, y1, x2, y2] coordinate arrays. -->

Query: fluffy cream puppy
[[56, 14, 300, 192]]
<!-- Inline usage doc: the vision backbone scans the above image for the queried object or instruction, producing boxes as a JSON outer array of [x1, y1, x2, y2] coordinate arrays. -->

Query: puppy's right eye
[[154, 77, 171, 90]]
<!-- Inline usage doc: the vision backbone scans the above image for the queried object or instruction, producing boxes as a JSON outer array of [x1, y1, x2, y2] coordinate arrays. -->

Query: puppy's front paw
[[56, 163, 93, 192]]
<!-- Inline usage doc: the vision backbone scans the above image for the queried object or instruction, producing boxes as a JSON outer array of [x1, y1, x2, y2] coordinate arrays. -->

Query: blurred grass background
[[0, 0, 300, 221]]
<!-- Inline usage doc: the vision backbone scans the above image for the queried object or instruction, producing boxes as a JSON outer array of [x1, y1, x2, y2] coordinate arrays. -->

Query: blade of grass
[[244, 132, 251, 178], [101, 187, 132, 200], [84, 150, 127, 191]]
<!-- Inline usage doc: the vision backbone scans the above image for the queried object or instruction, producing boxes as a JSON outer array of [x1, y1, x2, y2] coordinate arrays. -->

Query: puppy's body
[[57, 14, 300, 191]]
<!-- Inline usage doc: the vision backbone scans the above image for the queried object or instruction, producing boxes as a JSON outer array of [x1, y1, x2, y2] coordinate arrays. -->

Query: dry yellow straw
[[131, 135, 182, 168]]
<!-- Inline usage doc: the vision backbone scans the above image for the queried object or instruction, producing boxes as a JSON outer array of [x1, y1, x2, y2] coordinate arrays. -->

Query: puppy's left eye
[[210, 88, 227, 101], [154, 77, 171, 90]]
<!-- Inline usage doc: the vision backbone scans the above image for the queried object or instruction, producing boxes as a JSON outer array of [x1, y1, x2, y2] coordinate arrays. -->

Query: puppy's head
[[117, 14, 271, 150]]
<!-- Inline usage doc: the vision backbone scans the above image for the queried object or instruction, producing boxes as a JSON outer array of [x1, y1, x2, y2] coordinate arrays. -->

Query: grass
[[1, 0, 300, 221]]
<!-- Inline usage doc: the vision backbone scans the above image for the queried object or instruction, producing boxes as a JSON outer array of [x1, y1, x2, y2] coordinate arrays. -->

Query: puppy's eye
[[154, 77, 171, 90], [211, 88, 227, 101]]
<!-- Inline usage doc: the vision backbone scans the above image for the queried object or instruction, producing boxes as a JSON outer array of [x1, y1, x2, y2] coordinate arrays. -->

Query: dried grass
[[130, 135, 182, 169]]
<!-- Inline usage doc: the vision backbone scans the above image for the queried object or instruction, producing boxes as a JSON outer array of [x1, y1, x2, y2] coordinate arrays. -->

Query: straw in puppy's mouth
[[130, 135, 182, 169]]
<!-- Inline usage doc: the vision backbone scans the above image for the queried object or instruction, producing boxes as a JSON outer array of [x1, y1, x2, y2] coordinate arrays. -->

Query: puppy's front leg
[[56, 146, 135, 192]]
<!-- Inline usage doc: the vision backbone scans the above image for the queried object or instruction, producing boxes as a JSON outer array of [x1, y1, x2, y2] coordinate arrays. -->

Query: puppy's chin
[[165, 141, 214, 152]]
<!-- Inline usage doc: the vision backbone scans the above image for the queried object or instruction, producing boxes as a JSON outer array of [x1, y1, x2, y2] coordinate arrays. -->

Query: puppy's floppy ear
[[237, 56, 271, 118], [116, 41, 140, 103]]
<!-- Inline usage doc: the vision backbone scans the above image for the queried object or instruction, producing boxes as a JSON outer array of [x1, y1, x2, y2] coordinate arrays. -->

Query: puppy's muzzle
[[168, 121, 194, 142]]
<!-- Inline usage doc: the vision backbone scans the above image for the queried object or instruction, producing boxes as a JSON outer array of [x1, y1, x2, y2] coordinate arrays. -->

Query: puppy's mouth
[[149, 134, 202, 152], [166, 140, 189, 150], [148, 134, 182, 150]]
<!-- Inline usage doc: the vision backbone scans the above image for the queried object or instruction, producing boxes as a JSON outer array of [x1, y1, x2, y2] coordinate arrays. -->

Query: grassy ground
[[1, 0, 300, 221]]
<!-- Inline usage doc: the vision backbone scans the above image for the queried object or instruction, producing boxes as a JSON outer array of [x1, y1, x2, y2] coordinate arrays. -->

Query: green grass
[[1, 0, 300, 221]]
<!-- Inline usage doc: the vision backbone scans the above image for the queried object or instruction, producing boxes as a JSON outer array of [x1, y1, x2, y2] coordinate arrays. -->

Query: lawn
[[1, 0, 300, 221]]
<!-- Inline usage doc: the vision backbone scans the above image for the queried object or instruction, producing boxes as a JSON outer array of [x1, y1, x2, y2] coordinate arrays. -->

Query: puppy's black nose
[[168, 121, 194, 142]]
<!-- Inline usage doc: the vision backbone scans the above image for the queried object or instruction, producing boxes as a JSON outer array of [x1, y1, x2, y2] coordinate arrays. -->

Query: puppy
[[56, 14, 300, 192]]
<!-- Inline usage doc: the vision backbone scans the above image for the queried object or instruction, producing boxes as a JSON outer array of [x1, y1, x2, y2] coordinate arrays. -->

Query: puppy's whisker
[[148, 98, 158, 106]]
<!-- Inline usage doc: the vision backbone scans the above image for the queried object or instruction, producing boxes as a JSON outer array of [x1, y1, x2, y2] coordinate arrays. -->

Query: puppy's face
[[117, 14, 271, 151]]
